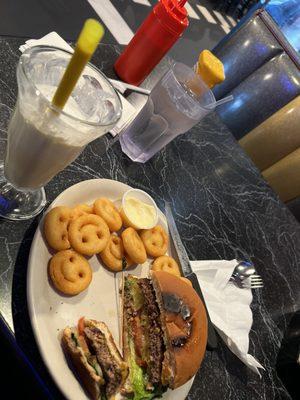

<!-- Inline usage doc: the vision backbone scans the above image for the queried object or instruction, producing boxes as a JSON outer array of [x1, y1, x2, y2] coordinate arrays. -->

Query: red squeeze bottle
[[114, 0, 189, 86]]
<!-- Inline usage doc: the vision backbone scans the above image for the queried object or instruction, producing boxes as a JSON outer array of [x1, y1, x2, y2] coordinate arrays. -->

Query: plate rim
[[27, 179, 134, 400], [27, 178, 193, 400]]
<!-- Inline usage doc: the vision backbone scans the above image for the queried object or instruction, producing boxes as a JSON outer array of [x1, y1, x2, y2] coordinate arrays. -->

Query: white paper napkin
[[190, 259, 264, 376], [19, 32, 137, 137], [110, 95, 136, 137], [19, 31, 74, 53]]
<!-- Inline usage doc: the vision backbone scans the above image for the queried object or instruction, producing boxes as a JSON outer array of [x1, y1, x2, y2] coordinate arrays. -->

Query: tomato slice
[[78, 316, 85, 337], [78, 335, 89, 354], [131, 315, 148, 367]]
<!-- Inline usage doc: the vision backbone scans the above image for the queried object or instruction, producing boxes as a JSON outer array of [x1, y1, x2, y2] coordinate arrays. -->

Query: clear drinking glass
[[119, 62, 216, 163], [0, 46, 122, 220]]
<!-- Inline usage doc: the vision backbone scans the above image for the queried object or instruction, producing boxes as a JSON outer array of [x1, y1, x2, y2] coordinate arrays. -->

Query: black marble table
[[0, 37, 300, 400]]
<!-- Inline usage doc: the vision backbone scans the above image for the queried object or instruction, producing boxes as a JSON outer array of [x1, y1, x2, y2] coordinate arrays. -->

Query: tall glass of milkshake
[[0, 46, 122, 220]]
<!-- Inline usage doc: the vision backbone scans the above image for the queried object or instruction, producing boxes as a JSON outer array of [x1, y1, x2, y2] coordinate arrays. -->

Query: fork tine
[[250, 279, 263, 284], [242, 282, 264, 288], [251, 275, 262, 279], [245, 276, 263, 283], [244, 286, 264, 289]]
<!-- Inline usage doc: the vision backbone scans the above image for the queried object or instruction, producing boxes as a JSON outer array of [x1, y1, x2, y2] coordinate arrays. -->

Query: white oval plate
[[27, 179, 193, 400]]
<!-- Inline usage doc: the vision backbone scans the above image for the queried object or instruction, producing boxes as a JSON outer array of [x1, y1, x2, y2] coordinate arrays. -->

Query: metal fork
[[230, 261, 264, 289], [238, 275, 264, 289]]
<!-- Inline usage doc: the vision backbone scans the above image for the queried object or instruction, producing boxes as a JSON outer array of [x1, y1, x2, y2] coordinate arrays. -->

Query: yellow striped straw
[[52, 19, 104, 110]]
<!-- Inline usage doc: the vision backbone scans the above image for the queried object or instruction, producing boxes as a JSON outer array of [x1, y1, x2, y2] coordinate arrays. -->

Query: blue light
[[279, 73, 300, 95], [227, 97, 243, 112], [267, 0, 300, 52], [254, 42, 269, 56]]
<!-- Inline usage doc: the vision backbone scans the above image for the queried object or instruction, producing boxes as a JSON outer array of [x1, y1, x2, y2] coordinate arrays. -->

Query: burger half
[[62, 319, 128, 400], [122, 271, 208, 399]]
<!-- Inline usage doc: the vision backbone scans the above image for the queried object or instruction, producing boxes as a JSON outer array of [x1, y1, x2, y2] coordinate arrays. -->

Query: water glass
[[119, 62, 216, 163]]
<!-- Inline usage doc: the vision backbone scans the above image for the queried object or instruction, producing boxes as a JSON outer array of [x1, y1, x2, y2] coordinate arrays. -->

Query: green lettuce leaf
[[101, 392, 107, 400], [129, 340, 166, 400], [129, 340, 154, 400], [71, 332, 78, 347]]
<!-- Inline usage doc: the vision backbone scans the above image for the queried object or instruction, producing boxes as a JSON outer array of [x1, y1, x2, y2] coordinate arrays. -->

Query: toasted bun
[[62, 327, 103, 400], [151, 271, 208, 389]]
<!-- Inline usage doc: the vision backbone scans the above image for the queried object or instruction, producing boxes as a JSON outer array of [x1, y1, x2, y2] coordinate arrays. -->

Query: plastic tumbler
[[119, 62, 216, 163]]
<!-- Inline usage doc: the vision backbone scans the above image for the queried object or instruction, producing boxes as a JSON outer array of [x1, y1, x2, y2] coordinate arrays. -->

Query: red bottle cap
[[154, 0, 189, 36]]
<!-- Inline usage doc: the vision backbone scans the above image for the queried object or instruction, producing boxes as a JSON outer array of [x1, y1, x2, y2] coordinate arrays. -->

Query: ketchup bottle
[[114, 0, 189, 86]]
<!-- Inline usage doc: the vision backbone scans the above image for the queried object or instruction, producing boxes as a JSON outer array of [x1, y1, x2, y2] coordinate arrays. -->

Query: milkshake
[[5, 98, 83, 190], [0, 45, 122, 220], [4, 47, 122, 191]]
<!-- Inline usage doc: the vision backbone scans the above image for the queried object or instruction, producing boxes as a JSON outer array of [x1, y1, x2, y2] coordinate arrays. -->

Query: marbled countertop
[[0, 38, 300, 400]]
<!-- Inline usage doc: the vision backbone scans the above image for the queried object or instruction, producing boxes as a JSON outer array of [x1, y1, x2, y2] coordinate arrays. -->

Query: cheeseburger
[[62, 271, 208, 399]]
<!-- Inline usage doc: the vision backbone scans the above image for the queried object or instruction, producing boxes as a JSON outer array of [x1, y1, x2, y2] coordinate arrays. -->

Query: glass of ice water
[[119, 62, 216, 163], [0, 46, 122, 220]]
